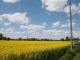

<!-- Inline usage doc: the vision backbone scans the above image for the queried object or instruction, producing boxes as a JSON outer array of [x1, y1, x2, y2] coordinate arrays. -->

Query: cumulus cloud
[[5, 27, 14, 32], [61, 20, 75, 28], [43, 29, 65, 35], [41, 0, 68, 12], [68, 22, 75, 27], [14, 31, 26, 34], [61, 24, 68, 27], [42, 22, 46, 26], [0, 28, 4, 33], [64, 3, 78, 15], [78, 3, 80, 14], [1, 27, 80, 39], [46, 12, 50, 15], [52, 21, 60, 28], [0, 28, 14, 36], [41, 0, 80, 15], [28, 30, 40, 36], [20, 24, 45, 31], [4, 22, 11, 26], [42, 29, 69, 39], [64, 3, 80, 15], [0, 12, 30, 24], [2, 0, 20, 3], [0, 27, 27, 38], [0, 18, 4, 23], [42, 29, 80, 39], [20, 23, 46, 38]]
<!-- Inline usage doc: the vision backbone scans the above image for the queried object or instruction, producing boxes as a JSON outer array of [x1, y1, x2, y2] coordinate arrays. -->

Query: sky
[[0, 0, 80, 39]]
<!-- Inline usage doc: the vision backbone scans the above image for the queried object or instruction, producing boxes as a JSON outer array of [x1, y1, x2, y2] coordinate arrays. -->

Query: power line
[[72, 6, 80, 27], [68, 0, 80, 27], [68, 0, 71, 3]]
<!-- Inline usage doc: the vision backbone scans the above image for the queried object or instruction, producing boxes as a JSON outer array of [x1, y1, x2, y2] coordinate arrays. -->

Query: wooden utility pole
[[69, 2, 73, 52]]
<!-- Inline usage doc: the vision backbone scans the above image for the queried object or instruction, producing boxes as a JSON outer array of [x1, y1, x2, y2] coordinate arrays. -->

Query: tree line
[[0, 33, 10, 40], [0, 33, 79, 41], [60, 36, 79, 41]]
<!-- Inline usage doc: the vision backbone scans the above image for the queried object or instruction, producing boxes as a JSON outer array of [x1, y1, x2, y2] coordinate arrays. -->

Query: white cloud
[[64, 3, 80, 15], [46, 12, 50, 15], [20, 24, 45, 31], [43, 29, 65, 35], [4, 22, 11, 26], [0, 28, 4, 33], [41, 0, 68, 12], [0, 18, 4, 23], [42, 29, 69, 39], [42, 22, 46, 26], [0, 28, 14, 36], [2, 0, 20, 3], [42, 30, 53, 34], [52, 21, 60, 27], [61, 20, 75, 28], [0, 27, 27, 38], [28, 30, 40, 36], [78, 3, 80, 14], [1, 27, 80, 39], [0, 12, 30, 24], [64, 4, 78, 15], [5, 27, 14, 32], [61, 24, 68, 27], [68, 22, 75, 27], [42, 29, 80, 39], [41, 0, 80, 15], [20, 24, 46, 38], [14, 31, 26, 34]]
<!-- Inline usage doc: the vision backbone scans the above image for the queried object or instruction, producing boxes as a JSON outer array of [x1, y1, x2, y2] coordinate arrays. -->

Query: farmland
[[0, 41, 70, 60]]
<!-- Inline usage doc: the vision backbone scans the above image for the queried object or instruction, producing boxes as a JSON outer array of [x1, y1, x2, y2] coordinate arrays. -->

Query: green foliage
[[72, 45, 80, 60], [0, 33, 3, 40], [58, 52, 76, 60], [0, 33, 11, 40], [73, 54, 80, 60], [74, 45, 80, 53], [65, 36, 70, 41], [60, 38, 64, 41]]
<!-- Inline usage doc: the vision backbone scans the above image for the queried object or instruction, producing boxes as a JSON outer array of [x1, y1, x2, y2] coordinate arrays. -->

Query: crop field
[[0, 41, 70, 60]]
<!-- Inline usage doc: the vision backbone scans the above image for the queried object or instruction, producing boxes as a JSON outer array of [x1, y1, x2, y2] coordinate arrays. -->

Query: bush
[[58, 52, 76, 60], [73, 54, 80, 60], [74, 45, 80, 53], [60, 38, 64, 41]]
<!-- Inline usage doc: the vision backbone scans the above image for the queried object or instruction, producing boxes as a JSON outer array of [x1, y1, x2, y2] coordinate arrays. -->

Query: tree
[[66, 36, 69, 41], [3, 37, 7, 40], [60, 38, 64, 41], [0, 33, 3, 40], [18, 37, 22, 40], [7, 37, 10, 40]]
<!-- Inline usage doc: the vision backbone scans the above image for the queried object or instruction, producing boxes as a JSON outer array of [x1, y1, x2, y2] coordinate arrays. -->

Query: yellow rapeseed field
[[0, 41, 70, 60]]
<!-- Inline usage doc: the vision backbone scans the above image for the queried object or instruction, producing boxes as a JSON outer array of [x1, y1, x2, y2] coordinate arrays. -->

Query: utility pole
[[69, 2, 73, 52]]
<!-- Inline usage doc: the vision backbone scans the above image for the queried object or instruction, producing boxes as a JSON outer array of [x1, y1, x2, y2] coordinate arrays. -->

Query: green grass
[[58, 52, 76, 60], [73, 54, 80, 60], [72, 44, 80, 60], [58, 44, 80, 60]]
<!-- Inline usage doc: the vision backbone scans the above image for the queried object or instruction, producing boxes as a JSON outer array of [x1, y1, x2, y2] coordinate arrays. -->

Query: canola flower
[[0, 41, 70, 59]]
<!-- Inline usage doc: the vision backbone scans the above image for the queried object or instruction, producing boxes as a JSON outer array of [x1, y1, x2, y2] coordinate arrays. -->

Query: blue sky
[[0, 0, 80, 39]]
